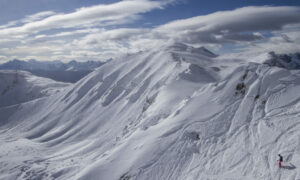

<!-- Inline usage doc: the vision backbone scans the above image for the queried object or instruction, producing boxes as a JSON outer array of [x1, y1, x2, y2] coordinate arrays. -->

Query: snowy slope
[[0, 59, 105, 83], [0, 43, 299, 180], [0, 70, 70, 108]]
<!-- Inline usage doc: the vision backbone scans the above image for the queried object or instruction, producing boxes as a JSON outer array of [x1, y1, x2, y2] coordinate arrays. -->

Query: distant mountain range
[[0, 59, 106, 83]]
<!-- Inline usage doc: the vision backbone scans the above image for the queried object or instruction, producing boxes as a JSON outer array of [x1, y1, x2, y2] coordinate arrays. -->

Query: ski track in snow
[[0, 43, 300, 180]]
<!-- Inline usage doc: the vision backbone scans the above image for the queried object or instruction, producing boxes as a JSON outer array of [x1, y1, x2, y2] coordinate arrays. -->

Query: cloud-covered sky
[[0, 0, 299, 62]]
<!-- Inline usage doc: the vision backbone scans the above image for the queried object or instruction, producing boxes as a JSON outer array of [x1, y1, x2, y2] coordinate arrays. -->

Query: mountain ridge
[[0, 59, 105, 83], [0, 43, 299, 180], [263, 51, 300, 69], [0, 70, 70, 108]]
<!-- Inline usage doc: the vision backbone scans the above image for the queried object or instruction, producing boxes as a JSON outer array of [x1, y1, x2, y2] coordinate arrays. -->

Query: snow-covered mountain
[[263, 52, 300, 70], [0, 59, 105, 83], [0, 43, 299, 180], [0, 70, 70, 108]]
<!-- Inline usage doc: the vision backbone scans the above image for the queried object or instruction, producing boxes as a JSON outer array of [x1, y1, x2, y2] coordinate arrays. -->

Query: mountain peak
[[165, 42, 218, 57], [263, 52, 300, 69]]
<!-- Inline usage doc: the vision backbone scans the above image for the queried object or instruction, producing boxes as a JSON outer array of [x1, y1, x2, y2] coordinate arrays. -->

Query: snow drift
[[0, 43, 299, 180]]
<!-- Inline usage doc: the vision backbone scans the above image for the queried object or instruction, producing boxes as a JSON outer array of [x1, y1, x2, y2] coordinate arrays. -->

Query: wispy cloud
[[155, 6, 300, 44], [75, 28, 150, 45], [0, 11, 56, 31], [34, 28, 101, 39], [0, 0, 165, 36], [21, 11, 56, 23]]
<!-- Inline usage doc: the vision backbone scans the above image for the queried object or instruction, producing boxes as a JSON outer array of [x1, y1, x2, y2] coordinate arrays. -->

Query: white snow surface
[[0, 43, 300, 180], [0, 70, 70, 108]]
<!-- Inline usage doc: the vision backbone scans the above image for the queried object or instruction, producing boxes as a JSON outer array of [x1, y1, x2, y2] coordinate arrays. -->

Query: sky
[[0, 0, 300, 62]]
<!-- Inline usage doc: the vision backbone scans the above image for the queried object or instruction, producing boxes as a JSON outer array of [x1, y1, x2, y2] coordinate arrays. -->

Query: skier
[[278, 154, 283, 168]]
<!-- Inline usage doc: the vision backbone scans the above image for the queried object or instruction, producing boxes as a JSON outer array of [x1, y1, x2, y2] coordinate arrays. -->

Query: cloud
[[0, 0, 165, 36], [0, 55, 8, 61], [1, 45, 62, 56], [0, 11, 55, 31], [76, 28, 150, 45], [241, 29, 300, 57], [21, 11, 56, 23], [34, 29, 101, 40], [0, 21, 18, 29], [74, 6, 300, 56], [0, 4, 300, 62], [269, 34, 294, 43], [155, 6, 300, 44]]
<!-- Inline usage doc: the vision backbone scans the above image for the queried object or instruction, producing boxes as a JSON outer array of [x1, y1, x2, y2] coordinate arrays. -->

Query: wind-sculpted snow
[[0, 44, 299, 180]]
